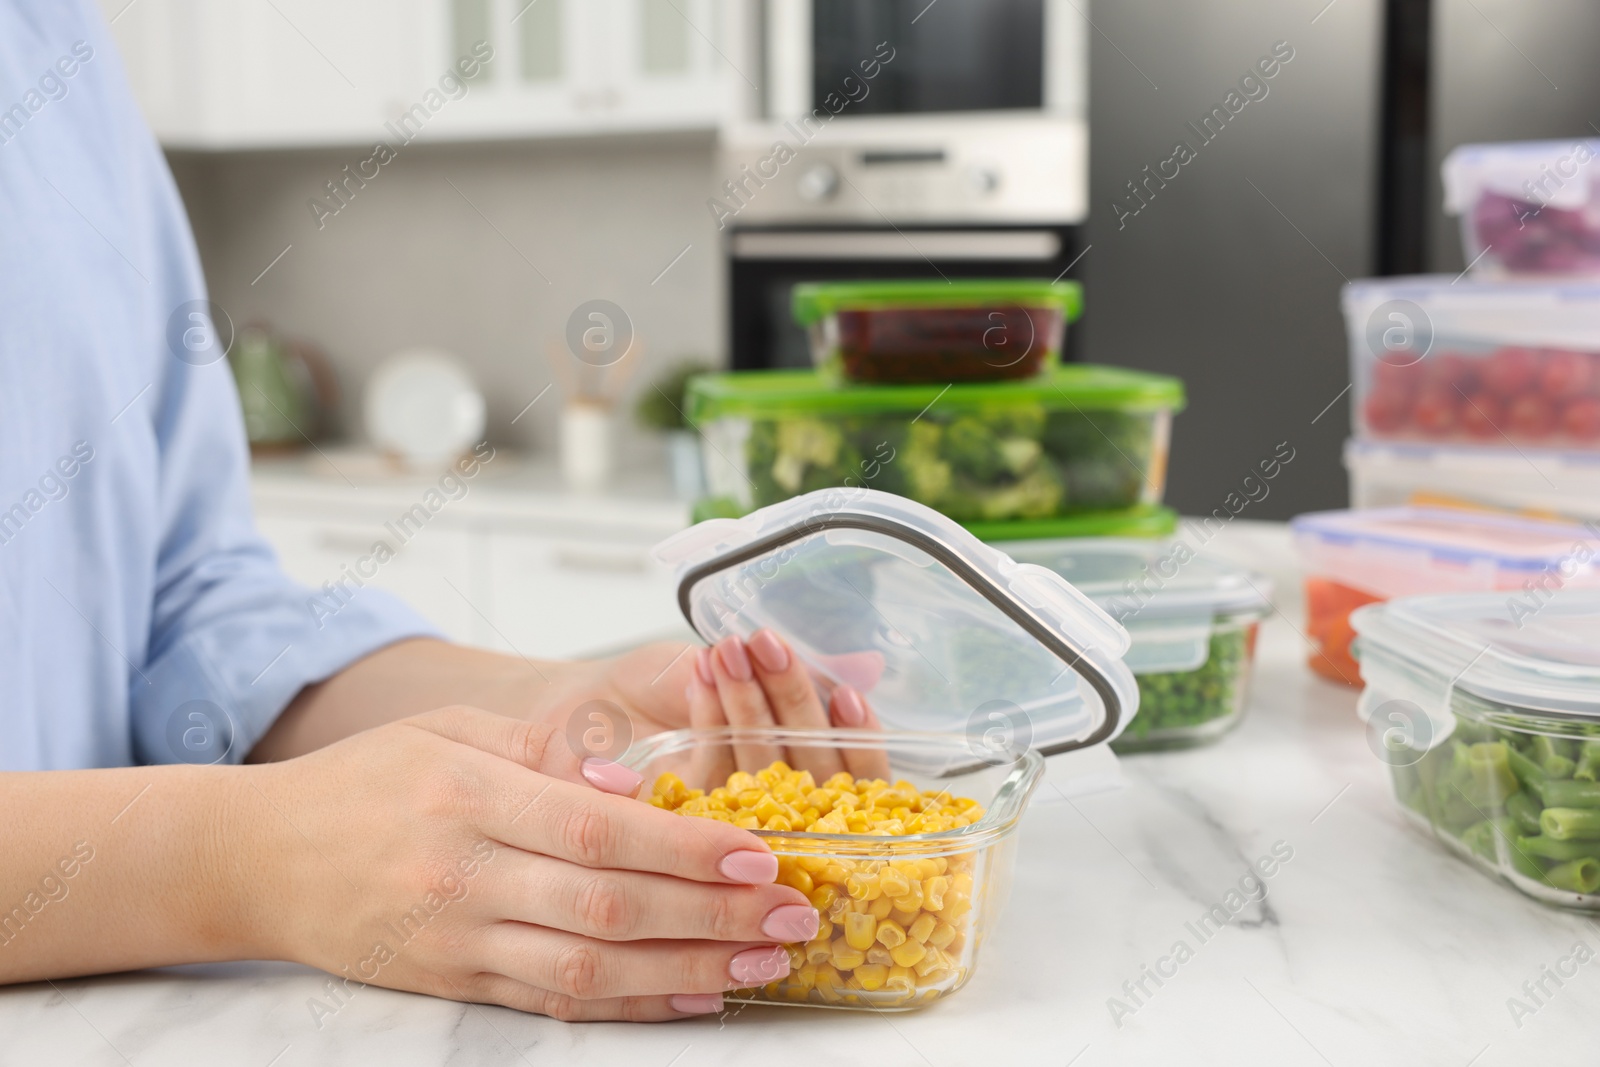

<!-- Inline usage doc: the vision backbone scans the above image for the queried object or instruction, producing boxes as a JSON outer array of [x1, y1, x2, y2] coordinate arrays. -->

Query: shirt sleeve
[[125, 173, 441, 769]]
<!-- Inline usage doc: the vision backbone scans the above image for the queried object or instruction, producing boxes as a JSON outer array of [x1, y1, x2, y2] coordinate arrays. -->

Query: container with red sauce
[[792, 280, 1082, 385]]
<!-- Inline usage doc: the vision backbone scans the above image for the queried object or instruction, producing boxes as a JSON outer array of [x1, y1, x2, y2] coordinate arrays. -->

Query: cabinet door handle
[[552, 548, 648, 574], [314, 530, 387, 554]]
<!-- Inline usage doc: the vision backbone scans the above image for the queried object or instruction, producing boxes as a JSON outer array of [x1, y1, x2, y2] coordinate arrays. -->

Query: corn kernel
[[890, 940, 928, 968], [830, 939, 865, 971], [878, 867, 911, 897], [651, 759, 983, 1008], [844, 912, 877, 951], [852, 964, 889, 991], [875, 919, 907, 949]]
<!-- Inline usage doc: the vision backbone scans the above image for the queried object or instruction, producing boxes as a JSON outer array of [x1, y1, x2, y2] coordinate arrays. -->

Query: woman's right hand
[[245, 705, 817, 1022]]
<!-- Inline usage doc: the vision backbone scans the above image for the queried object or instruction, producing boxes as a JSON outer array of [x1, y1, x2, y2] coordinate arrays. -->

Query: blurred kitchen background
[[99, 0, 1600, 655]]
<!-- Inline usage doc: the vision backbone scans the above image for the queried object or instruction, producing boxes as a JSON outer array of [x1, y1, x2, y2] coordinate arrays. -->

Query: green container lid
[[686, 365, 1185, 423], [965, 505, 1178, 543], [691, 498, 1177, 540], [792, 278, 1083, 327]]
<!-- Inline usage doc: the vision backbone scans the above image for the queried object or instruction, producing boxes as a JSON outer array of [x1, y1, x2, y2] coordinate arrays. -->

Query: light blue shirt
[[0, 2, 440, 770]]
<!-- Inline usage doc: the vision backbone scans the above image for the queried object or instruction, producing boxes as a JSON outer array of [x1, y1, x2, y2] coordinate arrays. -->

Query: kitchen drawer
[[254, 513, 480, 643], [482, 531, 684, 659]]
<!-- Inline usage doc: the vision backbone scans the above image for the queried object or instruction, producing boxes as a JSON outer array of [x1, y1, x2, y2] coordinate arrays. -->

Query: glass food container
[[1353, 591, 1600, 909], [1443, 139, 1600, 277], [1291, 507, 1600, 686], [791, 279, 1083, 384], [687, 365, 1184, 525], [1344, 438, 1600, 523], [1343, 276, 1600, 450], [1003, 539, 1272, 751], [625, 728, 1042, 1009], [646, 487, 1141, 1009]]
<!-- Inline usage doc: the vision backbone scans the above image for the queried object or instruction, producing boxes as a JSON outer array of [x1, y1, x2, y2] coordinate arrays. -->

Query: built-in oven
[[728, 225, 1084, 371], [717, 0, 1087, 368]]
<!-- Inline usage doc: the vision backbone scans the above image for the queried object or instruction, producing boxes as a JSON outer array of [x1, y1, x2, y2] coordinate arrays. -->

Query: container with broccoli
[[687, 366, 1184, 528], [1002, 538, 1271, 752]]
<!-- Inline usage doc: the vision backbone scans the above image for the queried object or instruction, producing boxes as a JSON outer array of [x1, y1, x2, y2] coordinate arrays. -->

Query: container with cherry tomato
[[1344, 277, 1600, 450]]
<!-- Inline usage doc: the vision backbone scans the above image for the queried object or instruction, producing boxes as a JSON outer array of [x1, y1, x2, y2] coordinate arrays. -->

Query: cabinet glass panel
[[518, 0, 563, 82], [640, 0, 691, 75], [452, 0, 493, 79]]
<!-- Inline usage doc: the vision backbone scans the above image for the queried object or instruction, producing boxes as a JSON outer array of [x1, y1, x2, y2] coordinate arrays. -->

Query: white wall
[[167, 132, 725, 455]]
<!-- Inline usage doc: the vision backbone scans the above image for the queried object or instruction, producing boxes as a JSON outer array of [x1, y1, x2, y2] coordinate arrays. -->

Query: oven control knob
[[968, 166, 1001, 195], [797, 163, 841, 203]]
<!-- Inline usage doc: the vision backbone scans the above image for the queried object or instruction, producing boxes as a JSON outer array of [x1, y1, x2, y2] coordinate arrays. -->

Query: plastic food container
[[1353, 591, 1600, 908], [687, 365, 1184, 525], [646, 487, 1141, 1008], [625, 728, 1041, 1008], [1443, 140, 1600, 276], [1344, 439, 1600, 523], [1343, 276, 1600, 450], [1291, 507, 1600, 685], [792, 280, 1082, 384], [1003, 539, 1272, 751]]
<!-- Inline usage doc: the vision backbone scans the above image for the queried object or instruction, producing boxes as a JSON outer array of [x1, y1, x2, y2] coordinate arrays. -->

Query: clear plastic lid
[[1342, 275, 1600, 350], [1002, 538, 1272, 673], [652, 487, 1140, 766], [1291, 507, 1598, 575], [1352, 591, 1600, 742], [1442, 139, 1600, 213]]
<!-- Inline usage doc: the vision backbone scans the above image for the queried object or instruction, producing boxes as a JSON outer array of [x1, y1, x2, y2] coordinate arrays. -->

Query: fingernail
[[580, 758, 643, 797], [718, 849, 778, 884], [833, 686, 866, 727], [670, 993, 724, 1014], [695, 647, 716, 686], [748, 630, 790, 673], [717, 637, 753, 682], [728, 945, 791, 986], [761, 904, 819, 942]]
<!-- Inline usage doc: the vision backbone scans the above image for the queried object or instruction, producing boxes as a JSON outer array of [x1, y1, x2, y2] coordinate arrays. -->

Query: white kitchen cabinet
[[477, 529, 684, 660], [249, 457, 691, 659], [254, 511, 483, 643], [101, 0, 740, 149]]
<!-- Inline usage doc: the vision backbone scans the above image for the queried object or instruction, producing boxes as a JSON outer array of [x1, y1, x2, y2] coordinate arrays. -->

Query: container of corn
[[643, 487, 1140, 1009]]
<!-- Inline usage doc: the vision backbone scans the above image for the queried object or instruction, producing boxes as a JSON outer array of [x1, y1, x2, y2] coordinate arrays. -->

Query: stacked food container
[[688, 280, 1187, 543], [1342, 138, 1600, 520]]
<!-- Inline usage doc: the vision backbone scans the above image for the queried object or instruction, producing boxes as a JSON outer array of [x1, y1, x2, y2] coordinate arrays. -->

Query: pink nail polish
[[717, 637, 753, 682], [761, 904, 819, 942], [580, 758, 643, 797], [747, 630, 789, 673], [833, 686, 866, 727], [718, 849, 778, 884], [670, 993, 724, 1014], [695, 647, 716, 686], [728, 945, 791, 986]]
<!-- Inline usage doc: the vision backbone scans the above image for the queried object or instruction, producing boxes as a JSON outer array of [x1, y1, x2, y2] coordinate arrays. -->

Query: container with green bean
[[1000, 539, 1272, 752], [1354, 591, 1600, 909]]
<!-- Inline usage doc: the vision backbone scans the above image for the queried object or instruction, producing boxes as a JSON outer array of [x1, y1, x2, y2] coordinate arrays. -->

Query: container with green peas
[[999, 539, 1272, 752], [1354, 591, 1600, 909]]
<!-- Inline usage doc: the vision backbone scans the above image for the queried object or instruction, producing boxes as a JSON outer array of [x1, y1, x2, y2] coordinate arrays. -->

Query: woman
[[0, 1, 877, 1021]]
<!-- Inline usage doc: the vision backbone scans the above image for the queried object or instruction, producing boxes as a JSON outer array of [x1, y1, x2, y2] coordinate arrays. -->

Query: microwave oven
[[719, 0, 1088, 226]]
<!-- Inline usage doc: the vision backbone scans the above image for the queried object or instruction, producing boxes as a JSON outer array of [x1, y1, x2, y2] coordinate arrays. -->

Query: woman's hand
[[250, 705, 819, 1022]]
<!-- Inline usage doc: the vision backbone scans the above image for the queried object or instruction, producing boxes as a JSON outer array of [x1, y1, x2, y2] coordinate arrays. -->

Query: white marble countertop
[[6, 523, 1598, 1066]]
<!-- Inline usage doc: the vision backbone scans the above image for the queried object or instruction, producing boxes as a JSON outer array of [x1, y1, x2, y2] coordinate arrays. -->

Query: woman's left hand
[[590, 631, 888, 781]]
